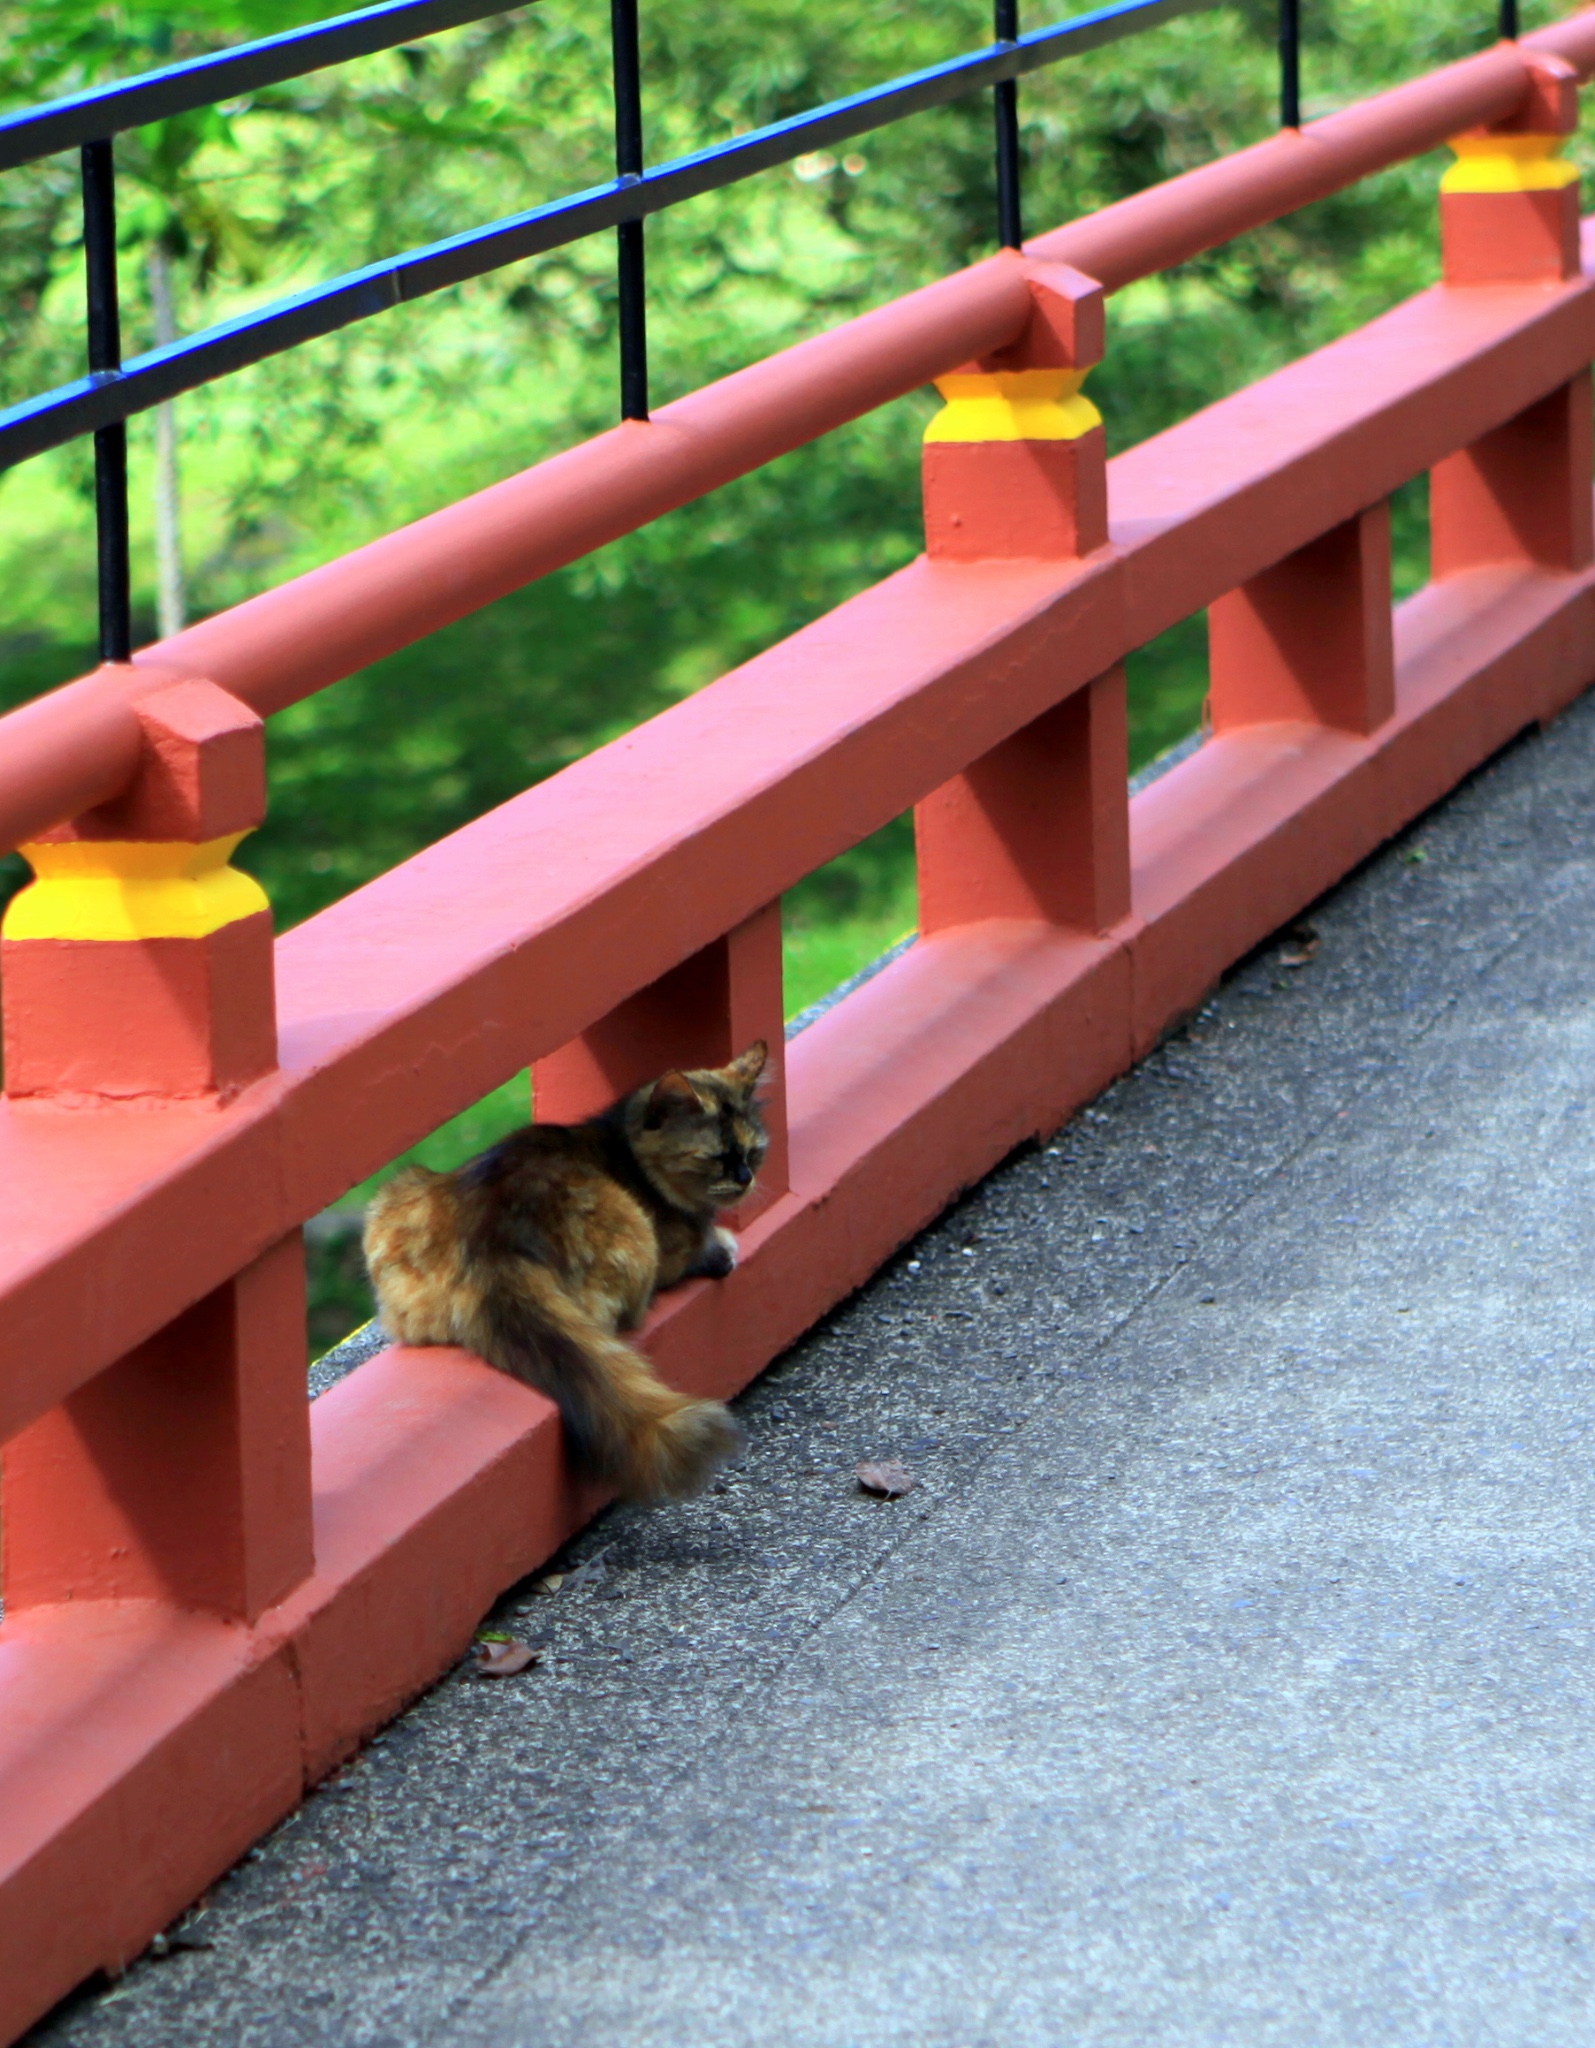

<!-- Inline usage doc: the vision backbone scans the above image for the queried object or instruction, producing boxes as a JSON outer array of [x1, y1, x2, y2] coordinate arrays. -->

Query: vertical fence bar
[[611, 0, 648, 421], [1279, 0, 1301, 129], [1500, 0, 1519, 37], [149, 241, 188, 638], [995, 0, 1023, 250], [81, 138, 132, 664]]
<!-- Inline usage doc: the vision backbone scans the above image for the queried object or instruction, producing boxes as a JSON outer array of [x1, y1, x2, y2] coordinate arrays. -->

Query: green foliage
[[247, 397, 930, 928]]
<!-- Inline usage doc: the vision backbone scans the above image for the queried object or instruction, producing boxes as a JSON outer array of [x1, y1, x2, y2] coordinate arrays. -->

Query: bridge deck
[[34, 695, 1595, 2047]]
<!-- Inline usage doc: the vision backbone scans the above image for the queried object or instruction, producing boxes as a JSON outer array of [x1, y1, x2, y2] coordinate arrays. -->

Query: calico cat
[[362, 1041, 768, 1501]]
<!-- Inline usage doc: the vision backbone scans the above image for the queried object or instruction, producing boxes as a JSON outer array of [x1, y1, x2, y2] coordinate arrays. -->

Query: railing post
[[1440, 54, 1580, 287], [916, 669, 1130, 937], [1278, 0, 1300, 131], [1207, 504, 1396, 734], [81, 137, 132, 668], [1, 676, 276, 1100], [532, 901, 789, 1221], [0, 677, 311, 1624], [993, 0, 1023, 251], [611, 0, 649, 421], [917, 261, 1126, 938], [1431, 56, 1592, 581], [921, 261, 1107, 563], [2, 1236, 313, 1621]]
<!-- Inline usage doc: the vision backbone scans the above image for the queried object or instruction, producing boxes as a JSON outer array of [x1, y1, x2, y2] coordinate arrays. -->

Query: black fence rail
[[0, 0, 1513, 664]]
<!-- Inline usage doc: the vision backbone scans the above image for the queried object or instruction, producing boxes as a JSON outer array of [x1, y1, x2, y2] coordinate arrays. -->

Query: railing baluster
[[81, 137, 131, 664], [1279, 0, 1301, 130], [611, 0, 648, 421], [995, 0, 1023, 250], [1500, 0, 1519, 37]]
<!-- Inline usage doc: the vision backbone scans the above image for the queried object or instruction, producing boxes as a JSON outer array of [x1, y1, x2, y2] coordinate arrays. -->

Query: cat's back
[[366, 1120, 655, 1308], [460, 1120, 614, 1207], [362, 1163, 470, 1340], [363, 1163, 459, 1269], [456, 1120, 654, 1271]]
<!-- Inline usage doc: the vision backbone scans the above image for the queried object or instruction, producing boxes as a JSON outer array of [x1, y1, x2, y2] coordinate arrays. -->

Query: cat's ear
[[725, 1039, 768, 1094], [644, 1070, 704, 1125]]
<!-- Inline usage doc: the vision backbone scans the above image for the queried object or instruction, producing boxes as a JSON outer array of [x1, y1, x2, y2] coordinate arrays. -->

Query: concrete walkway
[[32, 696, 1595, 2047]]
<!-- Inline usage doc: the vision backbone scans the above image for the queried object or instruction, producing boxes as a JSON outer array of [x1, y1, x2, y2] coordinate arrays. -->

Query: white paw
[[713, 1225, 740, 1273]]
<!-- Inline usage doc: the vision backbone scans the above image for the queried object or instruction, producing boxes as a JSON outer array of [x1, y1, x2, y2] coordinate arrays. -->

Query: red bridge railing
[[4, 17, 1595, 2037]]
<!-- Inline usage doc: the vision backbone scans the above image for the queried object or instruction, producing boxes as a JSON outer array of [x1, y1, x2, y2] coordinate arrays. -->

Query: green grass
[[1127, 617, 1208, 767], [784, 903, 918, 1020]]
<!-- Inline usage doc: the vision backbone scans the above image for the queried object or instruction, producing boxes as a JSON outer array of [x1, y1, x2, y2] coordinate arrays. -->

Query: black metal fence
[[0, 0, 1519, 663]]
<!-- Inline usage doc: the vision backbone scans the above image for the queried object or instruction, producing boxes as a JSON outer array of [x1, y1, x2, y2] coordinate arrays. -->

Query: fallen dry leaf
[[475, 1637, 544, 1677], [1278, 924, 1320, 968], [563, 1544, 614, 1592], [857, 1459, 916, 1498]]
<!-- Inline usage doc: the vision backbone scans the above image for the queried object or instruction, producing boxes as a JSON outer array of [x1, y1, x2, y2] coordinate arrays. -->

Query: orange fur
[[363, 1041, 769, 1501]]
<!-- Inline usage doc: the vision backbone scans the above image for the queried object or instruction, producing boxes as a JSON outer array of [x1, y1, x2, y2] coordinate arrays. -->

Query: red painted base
[[2, 911, 276, 1102], [923, 430, 1108, 560], [3, 1235, 312, 1621], [1443, 184, 1581, 284], [1209, 504, 1395, 735]]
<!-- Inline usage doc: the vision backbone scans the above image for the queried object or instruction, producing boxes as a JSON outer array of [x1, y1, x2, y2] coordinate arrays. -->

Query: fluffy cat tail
[[467, 1265, 742, 1502]]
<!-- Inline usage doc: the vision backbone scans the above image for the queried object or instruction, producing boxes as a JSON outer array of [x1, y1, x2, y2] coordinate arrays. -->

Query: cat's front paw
[[702, 1225, 739, 1279]]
